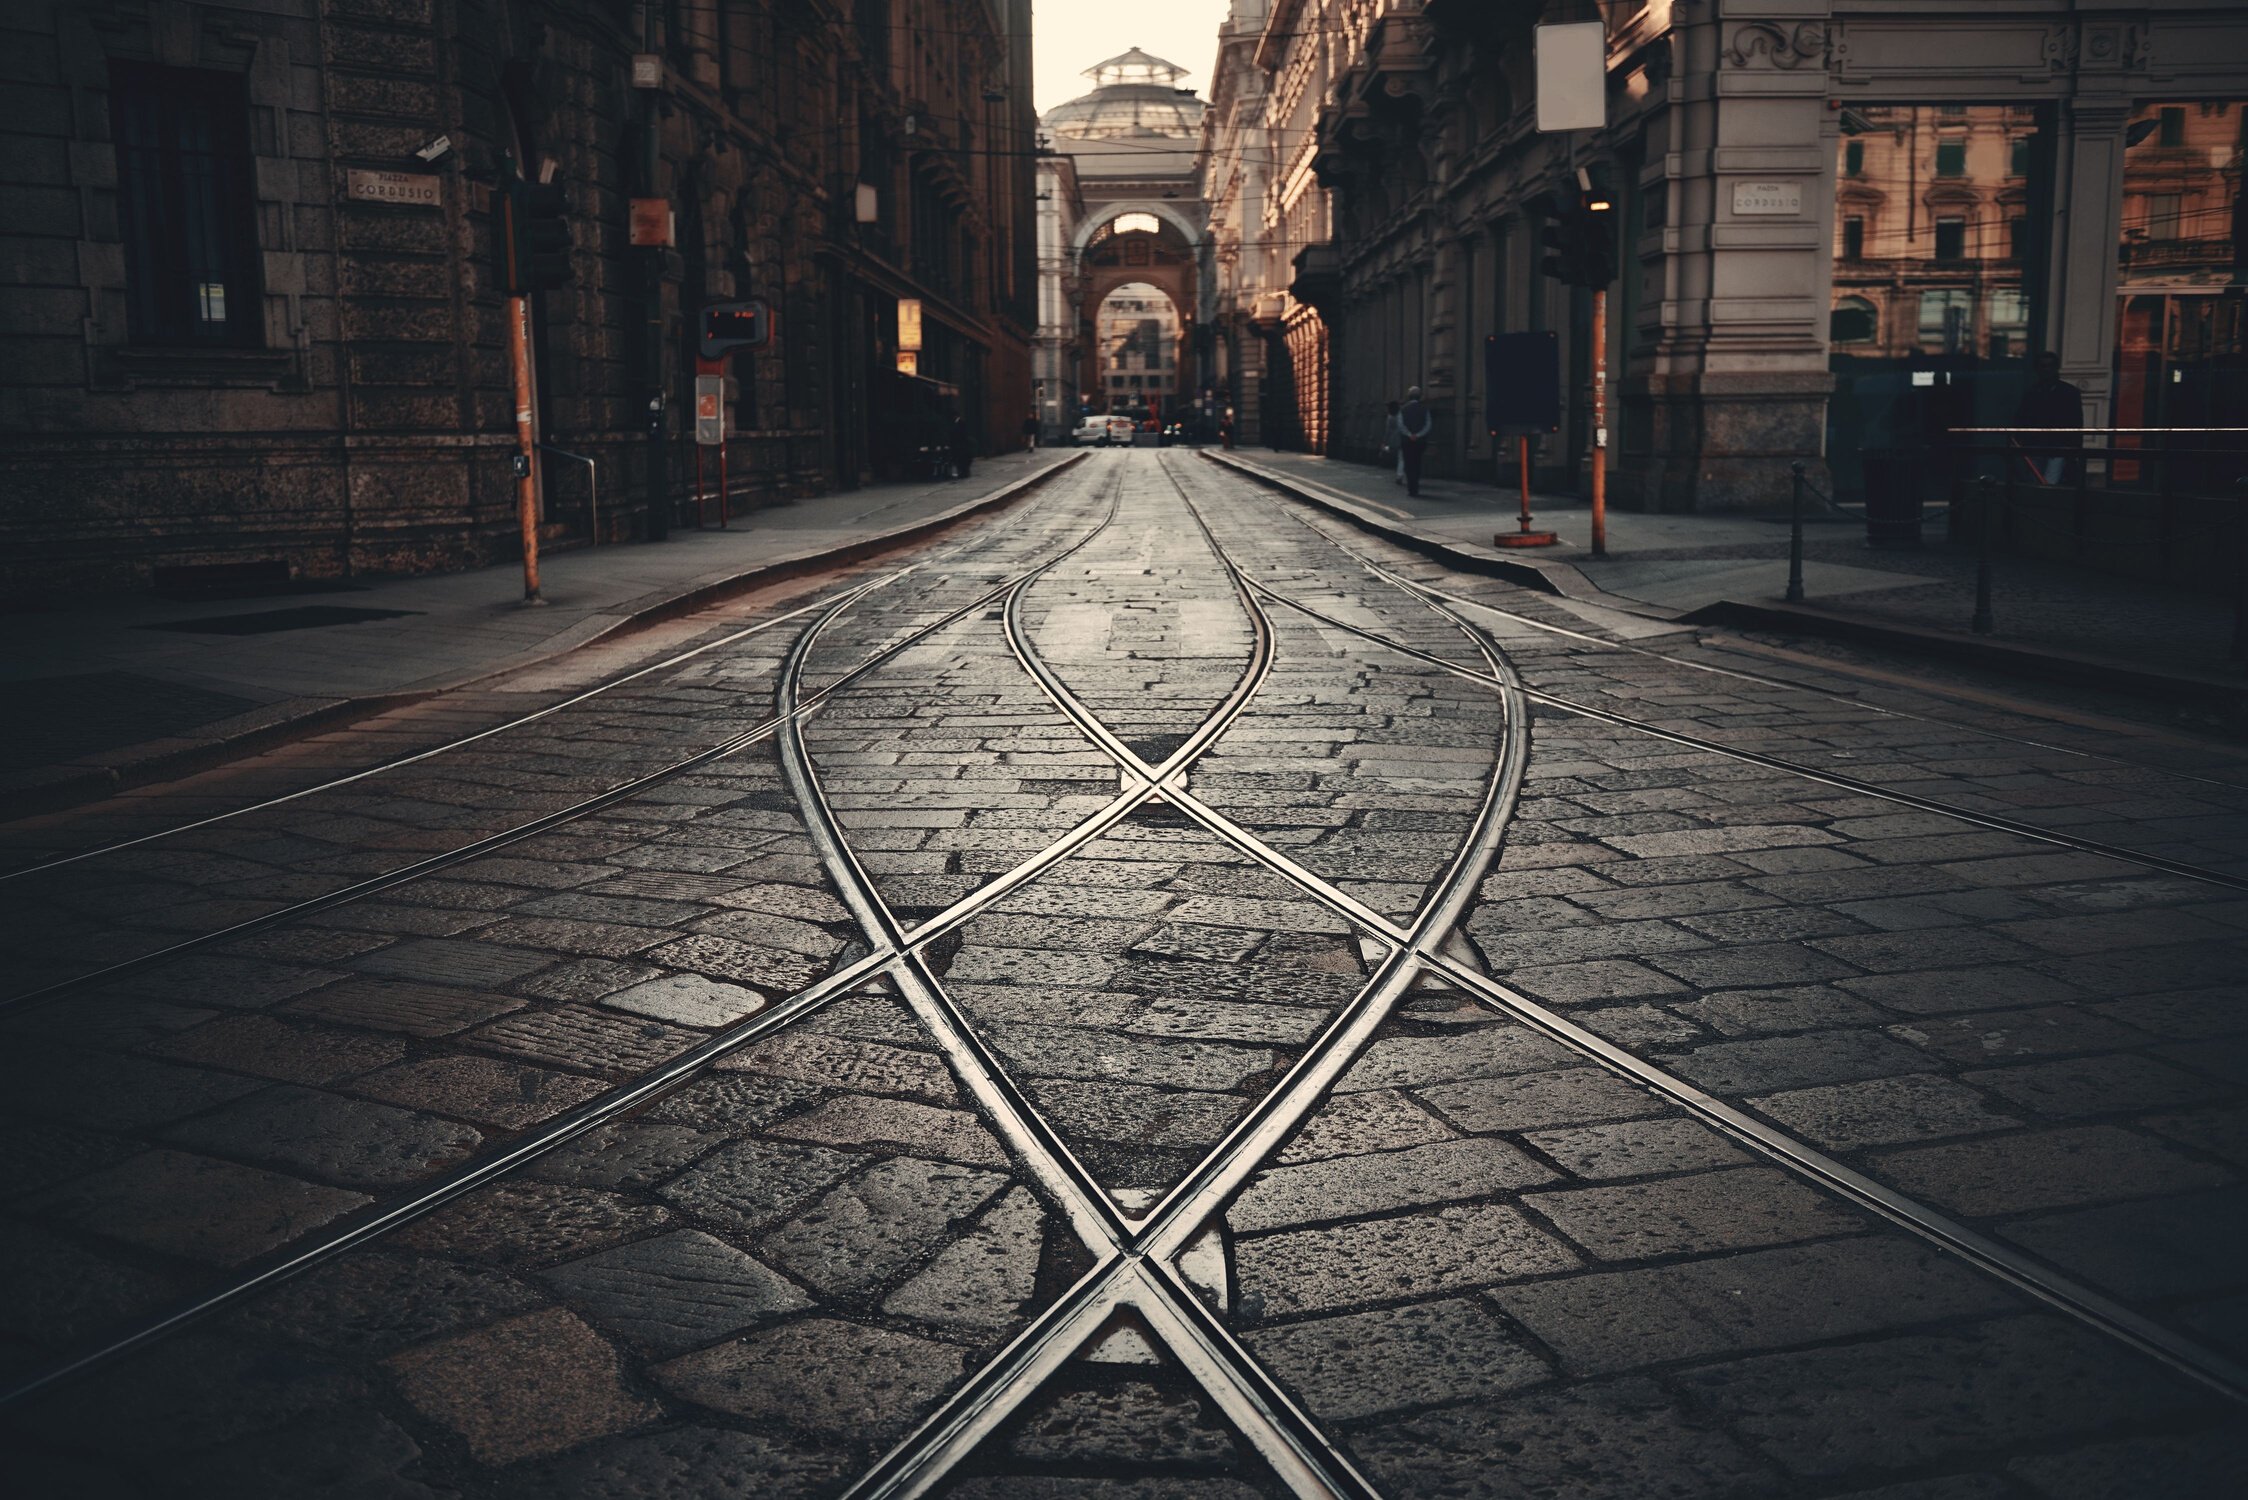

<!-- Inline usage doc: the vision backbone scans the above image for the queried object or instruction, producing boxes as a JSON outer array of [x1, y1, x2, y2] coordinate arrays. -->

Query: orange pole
[[508, 293, 542, 601], [1519, 435, 1532, 529], [1590, 285, 1608, 558]]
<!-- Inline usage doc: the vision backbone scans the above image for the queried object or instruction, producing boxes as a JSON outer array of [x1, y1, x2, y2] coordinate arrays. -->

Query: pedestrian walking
[[1381, 400, 1403, 485], [1398, 385, 1433, 497], [2010, 351, 2083, 486], [1022, 409, 1040, 450]]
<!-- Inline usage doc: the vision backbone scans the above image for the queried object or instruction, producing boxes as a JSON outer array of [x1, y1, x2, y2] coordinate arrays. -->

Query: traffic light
[[1578, 171, 1618, 288], [698, 300, 771, 359], [501, 178, 572, 295], [1529, 184, 1618, 289]]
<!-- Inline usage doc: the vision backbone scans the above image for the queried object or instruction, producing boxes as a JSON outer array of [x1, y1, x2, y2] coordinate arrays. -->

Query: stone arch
[[1082, 277, 1194, 419], [1070, 199, 1204, 255]]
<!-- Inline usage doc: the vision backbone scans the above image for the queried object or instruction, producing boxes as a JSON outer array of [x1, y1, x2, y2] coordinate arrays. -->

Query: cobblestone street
[[3, 451, 2246, 1498]]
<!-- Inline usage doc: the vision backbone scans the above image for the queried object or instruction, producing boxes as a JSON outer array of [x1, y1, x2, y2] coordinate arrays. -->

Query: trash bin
[[1860, 447, 1924, 548]]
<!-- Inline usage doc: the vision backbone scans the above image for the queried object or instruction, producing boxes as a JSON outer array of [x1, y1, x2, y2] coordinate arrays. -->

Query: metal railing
[[1786, 431, 2248, 665], [537, 444, 602, 544]]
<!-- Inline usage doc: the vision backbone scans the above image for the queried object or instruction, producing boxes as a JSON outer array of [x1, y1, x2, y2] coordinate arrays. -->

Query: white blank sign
[[1536, 21, 1607, 133]]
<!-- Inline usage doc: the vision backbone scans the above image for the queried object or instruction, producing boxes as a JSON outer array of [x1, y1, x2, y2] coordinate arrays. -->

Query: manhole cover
[[140, 605, 421, 636]]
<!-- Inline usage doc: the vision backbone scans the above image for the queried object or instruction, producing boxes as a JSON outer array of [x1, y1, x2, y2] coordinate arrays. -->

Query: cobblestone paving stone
[[4, 453, 2246, 1497]]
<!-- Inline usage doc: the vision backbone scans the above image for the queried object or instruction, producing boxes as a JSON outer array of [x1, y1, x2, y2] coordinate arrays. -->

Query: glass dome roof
[[1042, 48, 1205, 139]]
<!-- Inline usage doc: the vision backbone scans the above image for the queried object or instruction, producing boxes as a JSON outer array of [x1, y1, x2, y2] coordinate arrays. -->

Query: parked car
[[1073, 415, 1136, 447]]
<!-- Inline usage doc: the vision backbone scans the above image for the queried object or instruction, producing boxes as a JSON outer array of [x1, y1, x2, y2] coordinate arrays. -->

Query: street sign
[[1485, 332, 1560, 433], [1535, 22, 1606, 133], [694, 375, 726, 446], [629, 198, 674, 246], [346, 169, 440, 207], [698, 300, 770, 359], [898, 298, 923, 351]]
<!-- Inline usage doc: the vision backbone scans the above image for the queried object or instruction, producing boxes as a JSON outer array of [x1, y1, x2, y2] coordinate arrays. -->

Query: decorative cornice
[[1723, 21, 1829, 72]]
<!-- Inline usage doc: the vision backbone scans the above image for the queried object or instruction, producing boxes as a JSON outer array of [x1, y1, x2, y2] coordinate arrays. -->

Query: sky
[[1031, 0, 1230, 116]]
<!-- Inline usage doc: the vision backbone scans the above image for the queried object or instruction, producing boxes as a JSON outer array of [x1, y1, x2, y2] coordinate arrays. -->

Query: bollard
[[1972, 476, 1997, 636], [1785, 461, 1806, 603]]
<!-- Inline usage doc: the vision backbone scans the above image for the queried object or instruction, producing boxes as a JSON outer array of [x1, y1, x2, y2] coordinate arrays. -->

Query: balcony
[[1289, 243, 1342, 316]]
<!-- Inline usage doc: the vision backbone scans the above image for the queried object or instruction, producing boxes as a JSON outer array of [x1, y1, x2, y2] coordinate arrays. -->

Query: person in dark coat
[[1022, 409, 1040, 449], [1398, 386, 1434, 497], [2011, 352, 2083, 485], [948, 415, 975, 480]]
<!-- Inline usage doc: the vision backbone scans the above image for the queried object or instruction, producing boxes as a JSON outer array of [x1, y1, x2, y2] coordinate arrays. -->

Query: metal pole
[[1590, 285, 1608, 558], [640, 1, 668, 541], [508, 293, 543, 603], [1520, 436, 1532, 528], [1972, 475, 1996, 635], [2232, 478, 2248, 667], [1786, 460, 1806, 603], [718, 437, 730, 530], [693, 442, 705, 529]]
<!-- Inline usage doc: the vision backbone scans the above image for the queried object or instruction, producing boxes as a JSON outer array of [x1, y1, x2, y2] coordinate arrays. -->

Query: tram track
[[1208, 452, 2248, 797], [9, 449, 2242, 1478], [0, 455, 1094, 887], [1130, 452, 2248, 1406], [1194, 458, 2248, 892], [0, 459, 1103, 1015], [0, 459, 1134, 1406], [833, 451, 1531, 1500]]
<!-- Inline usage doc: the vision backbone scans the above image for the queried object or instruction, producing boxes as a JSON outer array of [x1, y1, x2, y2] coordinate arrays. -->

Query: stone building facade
[[0, 0, 1038, 594], [1201, 0, 2248, 511]]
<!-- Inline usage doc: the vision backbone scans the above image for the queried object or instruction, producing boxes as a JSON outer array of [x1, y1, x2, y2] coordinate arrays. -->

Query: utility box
[[693, 376, 727, 446], [1485, 332, 1561, 433]]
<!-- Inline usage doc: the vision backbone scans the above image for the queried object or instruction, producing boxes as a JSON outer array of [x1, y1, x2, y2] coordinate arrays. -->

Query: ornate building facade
[[1034, 49, 1209, 440], [1201, 0, 2247, 510], [0, 0, 1038, 593]]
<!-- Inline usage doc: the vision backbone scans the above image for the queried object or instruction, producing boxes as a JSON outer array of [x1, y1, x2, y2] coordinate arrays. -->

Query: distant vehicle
[[1073, 415, 1136, 446]]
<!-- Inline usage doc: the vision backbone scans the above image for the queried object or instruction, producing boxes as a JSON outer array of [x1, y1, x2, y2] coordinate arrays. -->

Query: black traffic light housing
[[698, 300, 772, 360], [500, 169, 572, 295], [1530, 179, 1618, 289]]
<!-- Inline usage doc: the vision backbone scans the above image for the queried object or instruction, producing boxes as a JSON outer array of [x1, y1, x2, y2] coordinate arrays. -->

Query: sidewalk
[[0, 449, 1085, 813], [1209, 449, 2246, 708]]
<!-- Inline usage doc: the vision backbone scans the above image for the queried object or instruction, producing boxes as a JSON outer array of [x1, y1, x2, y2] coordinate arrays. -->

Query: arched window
[[1112, 212, 1161, 236], [1830, 295, 1878, 346]]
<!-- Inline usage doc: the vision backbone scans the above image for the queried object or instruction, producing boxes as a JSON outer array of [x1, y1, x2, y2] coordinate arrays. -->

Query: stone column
[[1635, 1, 1836, 511], [2051, 97, 2130, 430]]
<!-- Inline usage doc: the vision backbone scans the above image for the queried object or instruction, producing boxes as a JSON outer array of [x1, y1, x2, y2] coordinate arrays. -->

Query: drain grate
[[140, 605, 422, 636]]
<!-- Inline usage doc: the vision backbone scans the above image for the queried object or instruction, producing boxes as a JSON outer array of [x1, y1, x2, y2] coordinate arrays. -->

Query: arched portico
[[1073, 213, 1201, 416]]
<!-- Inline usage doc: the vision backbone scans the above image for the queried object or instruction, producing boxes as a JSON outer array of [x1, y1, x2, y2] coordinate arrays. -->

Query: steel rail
[[1139, 456, 2248, 1405], [845, 463, 1528, 1500], [0, 454, 1308, 1417], [1212, 452, 2248, 797], [832, 456, 1530, 1499], [788, 499, 1385, 1500], [0, 467, 1118, 1016], [0, 466, 1154, 1409], [1242, 577, 2248, 895], [0, 453, 1093, 883]]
